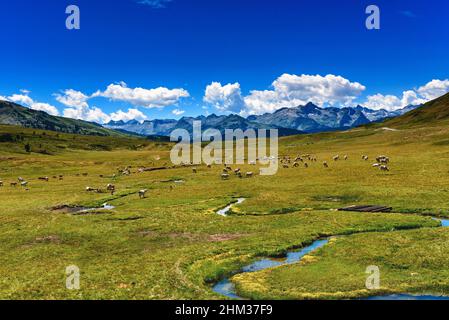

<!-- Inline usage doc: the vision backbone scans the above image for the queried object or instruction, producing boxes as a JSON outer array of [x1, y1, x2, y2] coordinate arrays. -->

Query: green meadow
[[1, 120, 449, 299], [233, 228, 449, 300]]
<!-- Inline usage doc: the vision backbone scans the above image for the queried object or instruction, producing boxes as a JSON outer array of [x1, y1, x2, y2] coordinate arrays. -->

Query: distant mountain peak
[[106, 120, 125, 126], [297, 102, 320, 114], [304, 101, 319, 107]]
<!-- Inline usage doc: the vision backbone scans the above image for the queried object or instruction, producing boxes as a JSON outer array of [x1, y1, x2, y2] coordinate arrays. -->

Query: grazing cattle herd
[[0, 154, 391, 200]]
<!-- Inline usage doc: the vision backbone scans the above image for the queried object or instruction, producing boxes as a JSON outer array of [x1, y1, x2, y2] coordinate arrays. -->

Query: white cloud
[[7, 92, 60, 116], [55, 89, 89, 108], [203, 82, 245, 113], [29, 102, 60, 116], [244, 89, 295, 115], [63, 105, 110, 124], [364, 94, 402, 111], [56, 88, 148, 124], [417, 79, 449, 100], [364, 79, 449, 111], [8, 93, 34, 106], [93, 82, 190, 108], [110, 108, 147, 122], [204, 74, 366, 115], [401, 90, 427, 107], [271, 74, 366, 106], [55, 88, 113, 123], [53, 86, 154, 124], [0, 95, 10, 102], [172, 108, 185, 116]]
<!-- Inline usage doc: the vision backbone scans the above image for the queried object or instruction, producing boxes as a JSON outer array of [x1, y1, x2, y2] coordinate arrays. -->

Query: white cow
[[139, 189, 148, 199]]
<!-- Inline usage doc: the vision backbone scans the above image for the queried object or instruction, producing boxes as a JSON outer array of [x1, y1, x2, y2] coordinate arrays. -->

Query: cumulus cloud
[[110, 108, 147, 122], [416, 79, 449, 100], [55, 88, 148, 124], [203, 82, 245, 113], [8, 93, 34, 106], [244, 90, 287, 115], [63, 105, 149, 124], [7, 91, 59, 116], [271, 74, 366, 106], [364, 79, 449, 111], [401, 90, 427, 107], [364, 94, 402, 111], [55, 89, 89, 108], [55, 82, 188, 123], [172, 109, 185, 116], [63, 105, 110, 124], [29, 102, 60, 116], [204, 74, 366, 115], [93, 82, 189, 108], [54, 88, 109, 123]]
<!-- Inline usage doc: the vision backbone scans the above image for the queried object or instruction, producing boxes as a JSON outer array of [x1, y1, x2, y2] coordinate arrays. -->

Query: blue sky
[[0, 0, 448, 123]]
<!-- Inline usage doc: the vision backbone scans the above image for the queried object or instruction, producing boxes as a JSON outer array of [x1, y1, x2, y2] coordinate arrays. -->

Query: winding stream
[[217, 198, 246, 216], [212, 218, 449, 300], [212, 239, 329, 299], [436, 218, 449, 227]]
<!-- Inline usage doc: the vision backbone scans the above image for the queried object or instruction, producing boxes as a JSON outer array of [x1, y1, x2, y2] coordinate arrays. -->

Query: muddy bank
[[52, 203, 115, 215]]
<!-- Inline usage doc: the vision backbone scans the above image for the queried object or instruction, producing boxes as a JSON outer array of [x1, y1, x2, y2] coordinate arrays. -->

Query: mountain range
[[0, 99, 424, 138], [105, 102, 419, 136], [105, 114, 302, 137]]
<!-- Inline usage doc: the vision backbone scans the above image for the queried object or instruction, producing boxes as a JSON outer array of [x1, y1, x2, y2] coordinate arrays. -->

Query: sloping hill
[[0, 100, 122, 136], [385, 92, 449, 127]]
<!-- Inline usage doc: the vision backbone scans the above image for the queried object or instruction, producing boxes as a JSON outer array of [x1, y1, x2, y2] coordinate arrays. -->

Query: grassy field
[[1, 122, 449, 299]]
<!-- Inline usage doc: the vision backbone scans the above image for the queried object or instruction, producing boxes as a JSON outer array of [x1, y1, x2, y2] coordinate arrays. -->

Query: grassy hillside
[[384, 92, 449, 128], [0, 101, 125, 136], [0, 125, 154, 155]]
